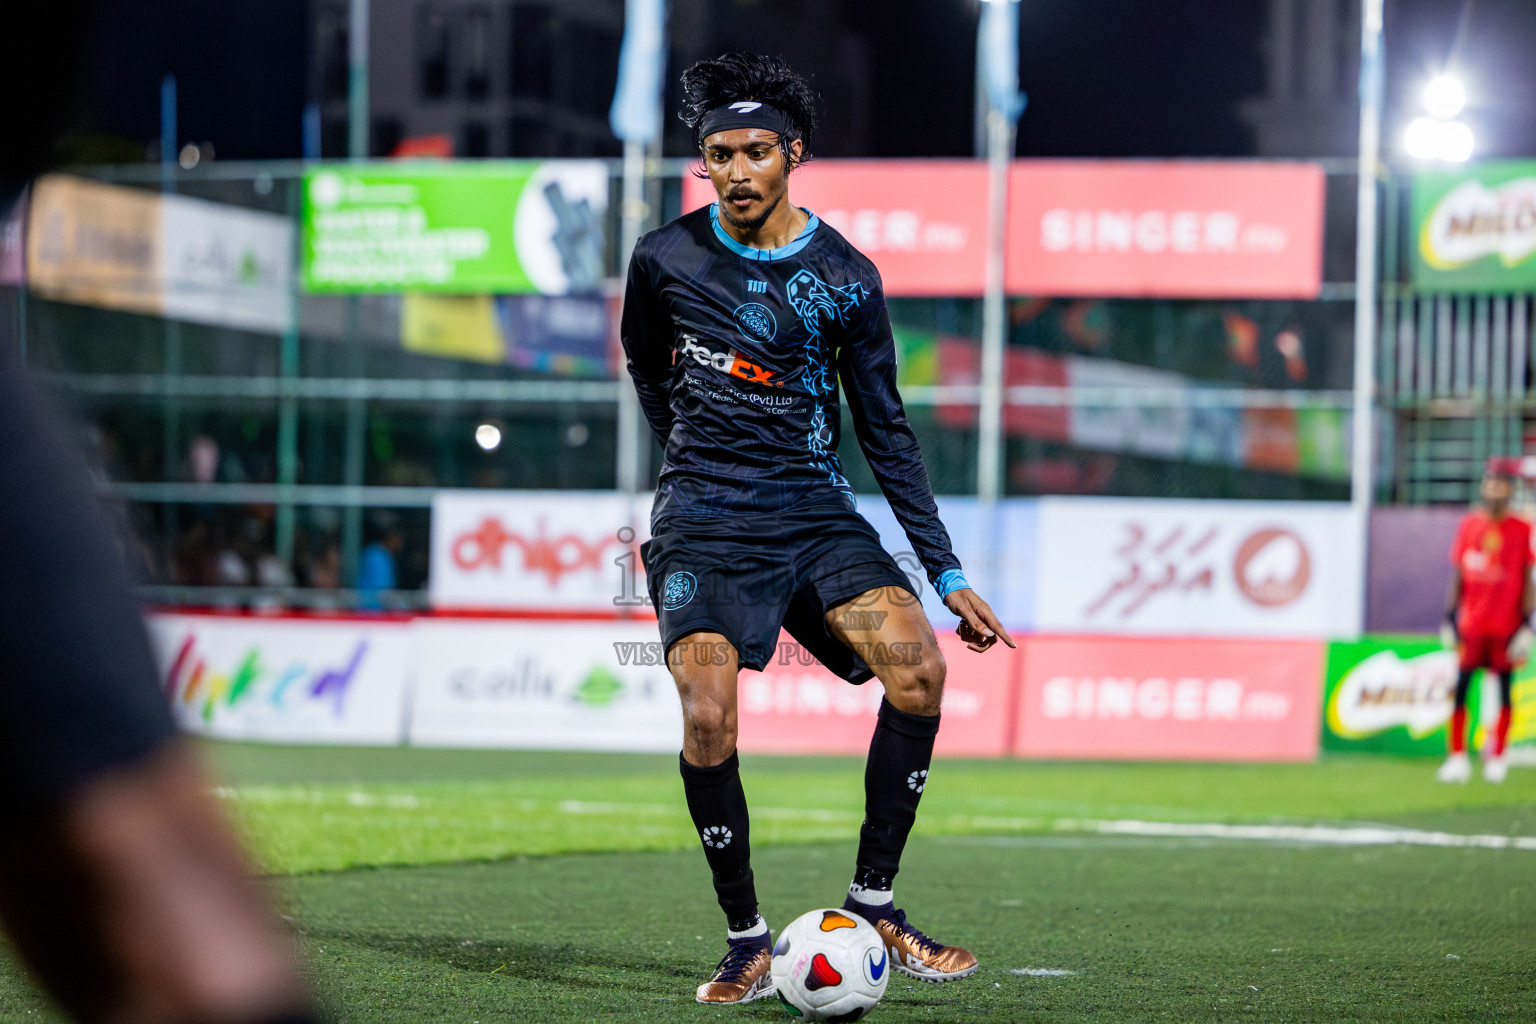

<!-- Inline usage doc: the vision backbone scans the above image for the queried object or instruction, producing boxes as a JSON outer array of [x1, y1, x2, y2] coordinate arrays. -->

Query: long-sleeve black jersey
[[620, 203, 961, 588]]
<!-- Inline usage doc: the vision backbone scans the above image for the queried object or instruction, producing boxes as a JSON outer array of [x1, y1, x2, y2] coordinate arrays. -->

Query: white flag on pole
[[610, 0, 669, 145]]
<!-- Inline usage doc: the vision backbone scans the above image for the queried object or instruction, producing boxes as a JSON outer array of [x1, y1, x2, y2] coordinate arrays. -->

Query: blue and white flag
[[609, 0, 669, 145], [977, 0, 1026, 123]]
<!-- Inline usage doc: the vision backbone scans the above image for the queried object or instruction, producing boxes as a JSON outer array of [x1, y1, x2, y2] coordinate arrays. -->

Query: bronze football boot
[[871, 909, 978, 982], [695, 939, 776, 1004]]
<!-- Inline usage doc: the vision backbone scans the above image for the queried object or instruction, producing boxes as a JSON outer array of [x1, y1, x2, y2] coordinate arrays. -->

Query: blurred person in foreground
[[621, 52, 1014, 1004], [0, 4, 320, 1022], [1438, 458, 1535, 784]]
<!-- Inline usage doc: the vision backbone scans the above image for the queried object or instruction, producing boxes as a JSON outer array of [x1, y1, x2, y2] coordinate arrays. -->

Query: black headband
[[698, 101, 797, 143]]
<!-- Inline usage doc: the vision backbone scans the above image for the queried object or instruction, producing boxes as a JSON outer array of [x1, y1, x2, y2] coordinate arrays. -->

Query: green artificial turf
[[0, 745, 1533, 1023], [201, 744, 1536, 875]]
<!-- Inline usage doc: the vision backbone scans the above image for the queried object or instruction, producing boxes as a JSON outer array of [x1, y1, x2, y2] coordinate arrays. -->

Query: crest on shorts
[[733, 302, 777, 343], [662, 571, 698, 610]]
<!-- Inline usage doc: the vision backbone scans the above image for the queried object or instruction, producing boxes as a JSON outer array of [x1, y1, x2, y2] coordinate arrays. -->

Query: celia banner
[[148, 613, 413, 744], [409, 620, 682, 751], [1034, 498, 1363, 637], [303, 162, 607, 294], [429, 490, 648, 613], [1015, 635, 1324, 761], [1006, 161, 1325, 298], [1412, 162, 1536, 292], [682, 161, 988, 296]]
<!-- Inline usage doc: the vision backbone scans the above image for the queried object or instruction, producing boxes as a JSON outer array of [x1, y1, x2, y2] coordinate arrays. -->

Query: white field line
[[1062, 818, 1536, 851], [214, 789, 1536, 851], [1011, 968, 1075, 977]]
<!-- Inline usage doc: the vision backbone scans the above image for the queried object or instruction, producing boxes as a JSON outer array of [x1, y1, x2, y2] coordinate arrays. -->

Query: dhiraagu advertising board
[[302, 161, 607, 294], [1323, 635, 1526, 756], [1412, 161, 1536, 292]]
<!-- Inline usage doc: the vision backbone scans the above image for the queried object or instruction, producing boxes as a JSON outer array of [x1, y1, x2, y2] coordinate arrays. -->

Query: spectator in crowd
[[356, 520, 403, 610]]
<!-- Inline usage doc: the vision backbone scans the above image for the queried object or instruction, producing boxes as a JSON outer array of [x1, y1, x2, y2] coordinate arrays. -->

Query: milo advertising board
[[1325, 635, 1536, 758], [1412, 162, 1536, 292]]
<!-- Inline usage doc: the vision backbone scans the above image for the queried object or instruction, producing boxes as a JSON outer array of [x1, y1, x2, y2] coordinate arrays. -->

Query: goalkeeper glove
[[1508, 624, 1535, 664], [1440, 613, 1459, 651]]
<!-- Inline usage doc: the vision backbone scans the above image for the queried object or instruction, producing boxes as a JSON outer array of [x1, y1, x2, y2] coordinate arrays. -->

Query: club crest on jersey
[[662, 571, 697, 610], [733, 302, 777, 343]]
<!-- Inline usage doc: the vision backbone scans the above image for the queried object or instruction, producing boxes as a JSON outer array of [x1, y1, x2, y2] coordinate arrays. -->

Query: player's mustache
[[726, 189, 762, 201]]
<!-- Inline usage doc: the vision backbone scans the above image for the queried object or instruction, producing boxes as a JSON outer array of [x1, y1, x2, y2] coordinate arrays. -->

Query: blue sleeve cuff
[[935, 568, 969, 599]]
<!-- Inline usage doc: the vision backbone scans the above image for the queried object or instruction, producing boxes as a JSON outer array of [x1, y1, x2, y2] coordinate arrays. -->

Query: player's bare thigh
[[824, 586, 944, 716], [668, 630, 742, 767]]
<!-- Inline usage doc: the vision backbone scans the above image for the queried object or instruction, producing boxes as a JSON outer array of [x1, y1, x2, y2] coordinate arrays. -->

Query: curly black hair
[[678, 51, 821, 170]]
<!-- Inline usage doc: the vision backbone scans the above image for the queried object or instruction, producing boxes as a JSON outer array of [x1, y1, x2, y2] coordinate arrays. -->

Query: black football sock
[[848, 697, 940, 915], [680, 750, 761, 935]]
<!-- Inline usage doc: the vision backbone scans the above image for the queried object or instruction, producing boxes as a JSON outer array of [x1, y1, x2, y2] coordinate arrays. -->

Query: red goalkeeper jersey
[[1451, 511, 1533, 638]]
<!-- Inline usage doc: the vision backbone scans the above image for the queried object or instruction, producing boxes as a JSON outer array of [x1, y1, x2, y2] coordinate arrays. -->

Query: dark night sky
[[851, 0, 1268, 159], [59, 0, 1536, 163]]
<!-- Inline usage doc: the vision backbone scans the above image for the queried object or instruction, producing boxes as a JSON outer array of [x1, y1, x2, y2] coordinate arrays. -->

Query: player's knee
[[886, 645, 945, 716], [682, 696, 737, 759]]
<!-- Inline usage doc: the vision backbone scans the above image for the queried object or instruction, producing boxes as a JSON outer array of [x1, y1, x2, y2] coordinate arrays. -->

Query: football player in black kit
[[621, 52, 1015, 1005]]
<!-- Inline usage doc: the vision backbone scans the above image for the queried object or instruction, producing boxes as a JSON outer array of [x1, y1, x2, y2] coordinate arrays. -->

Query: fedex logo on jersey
[[679, 334, 783, 388]]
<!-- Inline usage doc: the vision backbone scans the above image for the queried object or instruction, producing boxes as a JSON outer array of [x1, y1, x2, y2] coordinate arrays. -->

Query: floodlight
[[1404, 116, 1474, 162], [1422, 74, 1466, 118], [474, 423, 502, 451]]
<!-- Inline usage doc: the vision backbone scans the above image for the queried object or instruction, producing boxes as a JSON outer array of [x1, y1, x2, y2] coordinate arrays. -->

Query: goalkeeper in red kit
[[1438, 459, 1535, 784]]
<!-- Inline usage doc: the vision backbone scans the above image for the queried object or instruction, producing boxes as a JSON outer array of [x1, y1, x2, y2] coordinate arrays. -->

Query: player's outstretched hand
[[944, 588, 1016, 653]]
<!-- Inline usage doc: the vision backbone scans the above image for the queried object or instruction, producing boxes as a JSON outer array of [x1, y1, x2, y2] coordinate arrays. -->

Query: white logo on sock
[[702, 825, 734, 848], [907, 769, 928, 793]]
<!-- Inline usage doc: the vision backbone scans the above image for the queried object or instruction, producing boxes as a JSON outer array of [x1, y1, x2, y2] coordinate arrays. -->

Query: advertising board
[[682, 161, 988, 296], [408, 620, 682, 750], [1006, 161, 1325, 298], [685, 160, 1323, 299], [1014, 635, 1324, 761], [24, 175, 294, 332], [1321, 636, 1524, 756], [26, 175, 163, 316], [148, 613, 413, 744], [1412, 161, 1536, 292], [429, 490, 648, 613], [738, 631, 1018, 757], [160, 194, 295, 333], [1034, 498, 1363, 637], [303, 161, 607, 294]]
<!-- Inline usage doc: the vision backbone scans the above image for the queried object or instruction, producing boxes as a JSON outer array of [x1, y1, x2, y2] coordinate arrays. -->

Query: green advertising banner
[[1325, 636, 1473, 755], [302, 161, 607, 295], [1411, 161, 1536, 292], [1324, 635, 1536, 757]]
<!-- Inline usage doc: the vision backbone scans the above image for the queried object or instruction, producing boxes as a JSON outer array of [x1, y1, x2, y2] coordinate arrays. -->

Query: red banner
[[1006, 161, 1325, 299], [737, 632, 1018, 757], [1013, 635, 1324, 761], [682, 161, 988, 297], [681, 159, 1323, 299]]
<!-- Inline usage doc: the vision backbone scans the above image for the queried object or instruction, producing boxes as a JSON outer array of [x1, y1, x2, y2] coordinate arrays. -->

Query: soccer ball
[[771, 908, 889, 1022]]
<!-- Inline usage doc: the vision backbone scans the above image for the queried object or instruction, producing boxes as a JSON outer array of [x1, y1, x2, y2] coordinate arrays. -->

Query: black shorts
[[0, 340, 176, 820], [641, 500, 917, 681]]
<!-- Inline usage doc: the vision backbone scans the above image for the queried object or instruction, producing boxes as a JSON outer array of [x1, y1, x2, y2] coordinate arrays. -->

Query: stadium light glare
[[1404, 116, 1474, 162], [1422, 74, 1467, 118], [474, 423, 502, 451]]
